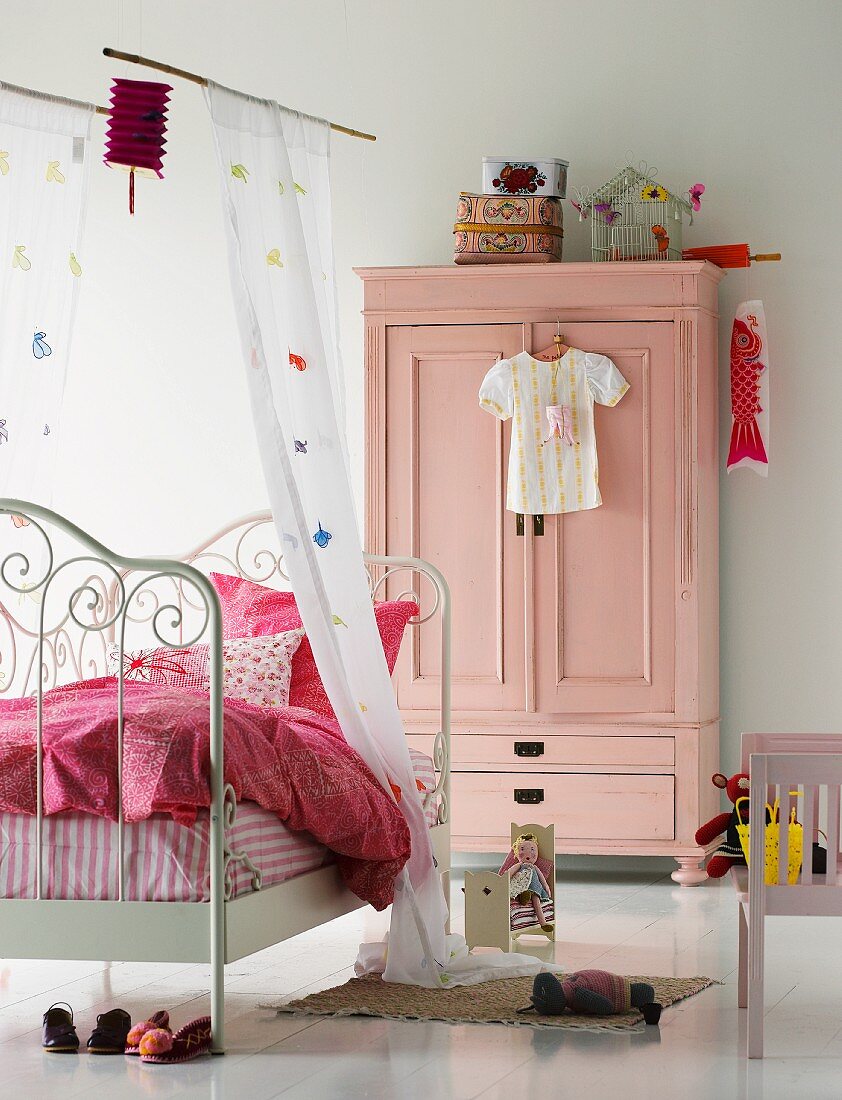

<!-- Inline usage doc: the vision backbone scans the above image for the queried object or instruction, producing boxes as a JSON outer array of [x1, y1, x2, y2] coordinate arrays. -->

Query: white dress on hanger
[[479, 349, 629, 515]]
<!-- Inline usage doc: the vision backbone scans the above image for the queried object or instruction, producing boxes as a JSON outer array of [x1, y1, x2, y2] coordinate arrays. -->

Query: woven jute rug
[[268, 972, 715, 1032]]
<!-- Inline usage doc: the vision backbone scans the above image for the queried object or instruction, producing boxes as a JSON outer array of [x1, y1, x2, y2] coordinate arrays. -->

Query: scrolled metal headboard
[[0, 502, 220, 694]]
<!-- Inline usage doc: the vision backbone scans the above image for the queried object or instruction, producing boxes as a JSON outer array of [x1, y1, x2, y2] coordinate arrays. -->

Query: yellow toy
[[736, 796, 803, 884]]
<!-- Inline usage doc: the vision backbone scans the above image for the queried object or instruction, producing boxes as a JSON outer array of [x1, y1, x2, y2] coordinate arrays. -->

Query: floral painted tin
[[453, 193, 563, 264], [482, 157, 569, 198]]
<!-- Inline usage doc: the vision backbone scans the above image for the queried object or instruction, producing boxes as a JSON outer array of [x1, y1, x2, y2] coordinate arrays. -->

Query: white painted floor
[[2, 866, 842, 1099]]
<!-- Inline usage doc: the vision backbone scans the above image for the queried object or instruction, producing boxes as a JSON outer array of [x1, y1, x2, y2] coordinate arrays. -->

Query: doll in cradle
[[507, 832, 553, 933]]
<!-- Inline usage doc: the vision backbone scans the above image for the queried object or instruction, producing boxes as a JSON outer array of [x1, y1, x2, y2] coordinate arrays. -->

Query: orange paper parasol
[[681, 244, 781, 269]]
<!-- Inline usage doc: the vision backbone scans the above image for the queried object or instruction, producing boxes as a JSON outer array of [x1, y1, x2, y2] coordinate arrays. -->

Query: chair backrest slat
[[828, 785, 840, 886], [749, 754, 769, 899], [778, 784, 789, 885], [801, 784, 814, 886]]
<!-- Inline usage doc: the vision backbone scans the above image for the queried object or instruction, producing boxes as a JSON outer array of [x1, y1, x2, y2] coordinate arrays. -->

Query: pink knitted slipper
[[125, 1011, 170, 1055], [140, 1016, 212, 1064]]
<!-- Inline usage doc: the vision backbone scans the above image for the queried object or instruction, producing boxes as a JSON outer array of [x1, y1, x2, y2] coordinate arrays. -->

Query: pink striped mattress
[[0, 750, 437, 903]]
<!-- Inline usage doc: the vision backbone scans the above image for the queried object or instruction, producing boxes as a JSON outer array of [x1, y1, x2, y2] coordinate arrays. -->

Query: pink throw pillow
[[209, 572, 418, 719], [106, 641, 210, 689]]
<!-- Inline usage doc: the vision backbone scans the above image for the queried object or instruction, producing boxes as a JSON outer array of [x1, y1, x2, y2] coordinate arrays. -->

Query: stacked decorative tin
[[453, 157, 568, 265]]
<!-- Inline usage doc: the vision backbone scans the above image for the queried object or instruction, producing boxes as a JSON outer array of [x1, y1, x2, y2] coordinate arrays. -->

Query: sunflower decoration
[[641, 183, 668, 202]]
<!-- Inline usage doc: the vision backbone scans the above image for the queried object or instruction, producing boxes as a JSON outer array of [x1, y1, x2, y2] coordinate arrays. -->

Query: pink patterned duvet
[[0, 678, 412, 909]]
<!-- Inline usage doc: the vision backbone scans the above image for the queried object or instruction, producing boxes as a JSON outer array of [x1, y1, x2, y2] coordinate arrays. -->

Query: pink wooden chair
[[732, 738, 842, 1058]]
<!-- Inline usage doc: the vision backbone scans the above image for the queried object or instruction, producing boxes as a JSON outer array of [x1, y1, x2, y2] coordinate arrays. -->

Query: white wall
[[3, 0, 841, 771]]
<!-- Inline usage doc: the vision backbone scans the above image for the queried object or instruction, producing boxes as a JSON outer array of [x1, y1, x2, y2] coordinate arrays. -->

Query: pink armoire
[[359, 261, 725, 885]]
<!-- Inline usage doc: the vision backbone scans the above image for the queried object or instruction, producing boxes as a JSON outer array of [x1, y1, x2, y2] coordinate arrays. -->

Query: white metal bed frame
[[0, 499, 452, 1053]]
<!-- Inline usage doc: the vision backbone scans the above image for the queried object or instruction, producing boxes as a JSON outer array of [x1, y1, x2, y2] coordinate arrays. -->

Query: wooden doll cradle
[[464, 822, 556, 952]]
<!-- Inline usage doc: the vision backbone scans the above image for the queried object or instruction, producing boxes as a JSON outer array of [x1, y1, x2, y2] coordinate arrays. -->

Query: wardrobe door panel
[[385, 324, 525, 712], [533, 322, 676, 714]]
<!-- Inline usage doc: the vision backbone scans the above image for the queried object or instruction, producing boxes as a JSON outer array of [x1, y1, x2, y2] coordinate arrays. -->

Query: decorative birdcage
[[573, 163, 695, 263]]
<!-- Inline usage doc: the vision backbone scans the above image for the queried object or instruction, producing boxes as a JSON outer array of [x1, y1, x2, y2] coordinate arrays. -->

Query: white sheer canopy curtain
[[204, 83, 560, 988], [203, 82, 449, 986], [0, 83, 93, 506]]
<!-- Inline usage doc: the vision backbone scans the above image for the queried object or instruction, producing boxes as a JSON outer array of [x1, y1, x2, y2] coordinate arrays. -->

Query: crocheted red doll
[[519, 971, 662, 1024], [695, 772, 750, 878]]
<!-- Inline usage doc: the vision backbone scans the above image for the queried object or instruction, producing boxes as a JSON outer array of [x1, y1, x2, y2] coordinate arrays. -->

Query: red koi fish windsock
[[727, 300, 769, 476]]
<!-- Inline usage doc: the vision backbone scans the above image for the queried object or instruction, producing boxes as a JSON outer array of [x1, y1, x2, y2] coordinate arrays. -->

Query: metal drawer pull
[[514, 788, 544, 805], [514, 741, 544, 758]]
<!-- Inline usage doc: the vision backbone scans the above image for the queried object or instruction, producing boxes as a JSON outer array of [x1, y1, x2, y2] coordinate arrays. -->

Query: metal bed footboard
[[0, 500, 451, 1053]]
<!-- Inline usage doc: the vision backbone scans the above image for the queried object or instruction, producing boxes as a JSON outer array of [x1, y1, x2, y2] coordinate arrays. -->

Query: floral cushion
[[209, 573, 418, 720], [220, 630, 303, 709], [106, 628, 304, 709]]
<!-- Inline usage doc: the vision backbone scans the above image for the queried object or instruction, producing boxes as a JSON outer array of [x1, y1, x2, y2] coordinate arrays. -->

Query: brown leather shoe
[[86, 1008, 132, 1054], [42, 1003, 79, 1053]]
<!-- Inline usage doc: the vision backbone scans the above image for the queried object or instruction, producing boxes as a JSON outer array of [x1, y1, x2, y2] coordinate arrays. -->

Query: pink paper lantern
[[103, 78, 172, 214]]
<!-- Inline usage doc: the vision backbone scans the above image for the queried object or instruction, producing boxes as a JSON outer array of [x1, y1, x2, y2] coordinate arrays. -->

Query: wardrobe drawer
[[450, 772, 675, 841], [406, 733, 674, 769]]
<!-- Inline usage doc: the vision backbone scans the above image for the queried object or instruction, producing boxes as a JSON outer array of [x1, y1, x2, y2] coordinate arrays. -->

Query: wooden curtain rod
[[102, 47, 377, 141], [8, 85, 109, 115]]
